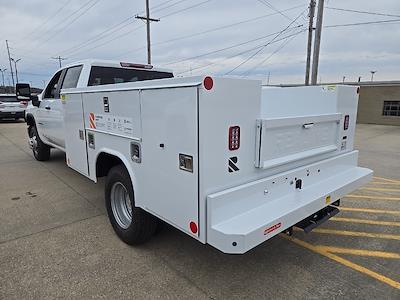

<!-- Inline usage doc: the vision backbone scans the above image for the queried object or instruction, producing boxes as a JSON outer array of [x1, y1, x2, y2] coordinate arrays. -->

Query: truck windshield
[[0, 96, 18, 102], [88, 66, 173, 86]]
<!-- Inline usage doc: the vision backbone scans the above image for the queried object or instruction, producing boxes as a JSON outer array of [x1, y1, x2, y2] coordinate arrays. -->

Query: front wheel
[[28, 125, 50, 161], [105, 165, 157, 245]]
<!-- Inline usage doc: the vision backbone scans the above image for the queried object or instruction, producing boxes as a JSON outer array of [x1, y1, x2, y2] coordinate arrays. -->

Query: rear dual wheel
[[105, 165, 157, 245]]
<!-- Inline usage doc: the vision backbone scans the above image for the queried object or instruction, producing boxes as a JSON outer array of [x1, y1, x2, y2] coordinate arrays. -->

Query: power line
[[256, 0, 301, 25], [39, 0, 101, 45], [325, 19, 400, 28], [159, 0, 212, 18], [152, 0, 193, 14], [66, 0, 213, 58], [326, 6, 400, 18], [112, 4, 305, 59], [240, 31, 303, 76], [165, 25, 303, 66], [22, 0, 73, 41], [224, 9, 307, 75], [59, 0, 190, 56], [60, 16, 135, 55], [175, 29, 306, 75]]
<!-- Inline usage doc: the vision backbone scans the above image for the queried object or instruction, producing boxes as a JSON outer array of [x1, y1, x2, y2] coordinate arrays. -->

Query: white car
[[0, 94, 28, 120]]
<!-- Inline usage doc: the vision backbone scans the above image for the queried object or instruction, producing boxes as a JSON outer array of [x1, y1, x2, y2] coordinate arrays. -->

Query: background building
[[356, 81, 400, 126]]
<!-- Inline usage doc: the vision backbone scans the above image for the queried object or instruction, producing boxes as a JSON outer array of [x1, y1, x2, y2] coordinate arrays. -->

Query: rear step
[[295, 202, 340, 233]]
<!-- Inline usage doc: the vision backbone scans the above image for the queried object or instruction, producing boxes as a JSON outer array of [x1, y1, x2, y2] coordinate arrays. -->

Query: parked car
[[0, 94, 28, 120]]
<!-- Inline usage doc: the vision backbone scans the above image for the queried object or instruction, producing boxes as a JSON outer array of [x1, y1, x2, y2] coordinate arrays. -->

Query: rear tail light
[[20, 101, 28, 106], [344, 115, 350, 130], [229, 126, 240, 150]]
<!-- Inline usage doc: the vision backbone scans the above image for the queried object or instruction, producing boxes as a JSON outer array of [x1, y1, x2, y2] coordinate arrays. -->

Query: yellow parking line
[[281, 235, 400, 290], [330, 217, 400, 227], [360, 187, 400, 193], [315, 246, 400, 259], [340, 207, 400, 216], [294, 227, 400, 240], [346, 195, 400, 201], [373, 176, 400, 184], [368, 181, 400, 186]]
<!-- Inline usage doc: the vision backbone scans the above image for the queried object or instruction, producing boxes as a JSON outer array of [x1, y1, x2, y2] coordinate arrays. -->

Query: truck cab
[[25, 60, 173, 151]]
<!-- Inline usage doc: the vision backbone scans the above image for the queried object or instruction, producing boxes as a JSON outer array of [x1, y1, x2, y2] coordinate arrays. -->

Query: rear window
[[88, 66, 173, 86], [0, 96, 18, 102]]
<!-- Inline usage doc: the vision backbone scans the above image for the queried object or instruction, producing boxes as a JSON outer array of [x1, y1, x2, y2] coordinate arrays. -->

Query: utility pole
[[370, 70, 377, 81], [11, 58, 21, 84], [5, 40, 15, 87], [0, 68, 6, 87], [311, 0, 324, 85], [52, 56, 67, 68], [305, 0, 316, 85], [136, 0, 160, 65]]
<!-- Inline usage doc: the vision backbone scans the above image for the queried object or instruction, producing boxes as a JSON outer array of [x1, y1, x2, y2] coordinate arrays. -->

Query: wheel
[[105, 164, 157, 245], [28, 125, 50, 161]]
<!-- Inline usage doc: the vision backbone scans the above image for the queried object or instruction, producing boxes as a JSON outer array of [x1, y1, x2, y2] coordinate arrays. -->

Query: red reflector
[[20, 101, 28, 105], [344, 115, 350, 130], [229, 126, 240, 150], [203, 76, 213, 90], [189, 221, 198, 234]]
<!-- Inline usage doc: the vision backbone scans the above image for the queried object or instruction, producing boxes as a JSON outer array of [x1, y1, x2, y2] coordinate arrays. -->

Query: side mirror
[[16, 83, 31, 98], [31, 95, 40, 107]]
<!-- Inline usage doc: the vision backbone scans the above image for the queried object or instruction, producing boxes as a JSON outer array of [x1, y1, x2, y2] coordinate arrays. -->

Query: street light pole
[[370, 70, 377, 82], [0, 68, 7, 87], [11, 58, 21, 84]]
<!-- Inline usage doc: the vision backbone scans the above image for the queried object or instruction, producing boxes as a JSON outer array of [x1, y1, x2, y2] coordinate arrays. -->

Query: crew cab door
[[37, 70, 63, 146], [54, 65, 83, 148]]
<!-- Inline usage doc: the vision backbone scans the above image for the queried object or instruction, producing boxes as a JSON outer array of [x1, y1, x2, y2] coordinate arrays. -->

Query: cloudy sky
[[1, 0, 399, 87]]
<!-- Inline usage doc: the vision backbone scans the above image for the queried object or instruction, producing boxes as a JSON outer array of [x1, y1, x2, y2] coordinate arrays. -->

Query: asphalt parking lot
[[0, 121, 399, 299]]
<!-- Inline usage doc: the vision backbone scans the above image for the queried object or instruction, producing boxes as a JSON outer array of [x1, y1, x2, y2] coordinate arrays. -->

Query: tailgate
[[206, 151, 373, 254], [255, 113, 342, 169]]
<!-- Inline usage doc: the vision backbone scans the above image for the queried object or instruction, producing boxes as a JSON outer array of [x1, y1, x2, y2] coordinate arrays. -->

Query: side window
[[61, 65, 83, 89], [44, 71, 62, 99]]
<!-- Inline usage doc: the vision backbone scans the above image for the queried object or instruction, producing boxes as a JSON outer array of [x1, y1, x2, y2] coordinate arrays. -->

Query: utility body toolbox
[[62, 77, 372, 254]]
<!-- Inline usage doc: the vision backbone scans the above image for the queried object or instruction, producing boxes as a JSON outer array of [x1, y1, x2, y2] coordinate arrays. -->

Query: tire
[[28, 125, 51, 161], [105, 164, 157, 245]]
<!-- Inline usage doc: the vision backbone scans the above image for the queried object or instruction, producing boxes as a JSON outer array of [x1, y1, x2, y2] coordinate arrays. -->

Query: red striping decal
[[89, 113, 96, 129], [264, 222, 282, 235]]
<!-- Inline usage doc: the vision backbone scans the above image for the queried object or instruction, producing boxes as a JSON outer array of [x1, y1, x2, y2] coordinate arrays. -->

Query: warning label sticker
[[88, 113, 133, 136]]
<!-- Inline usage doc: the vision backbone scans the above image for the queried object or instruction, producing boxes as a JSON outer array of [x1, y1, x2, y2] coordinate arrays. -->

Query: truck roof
[[62, 59, 173, 74]]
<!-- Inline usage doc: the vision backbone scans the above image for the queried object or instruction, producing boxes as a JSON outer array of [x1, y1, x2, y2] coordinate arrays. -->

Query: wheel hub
[[110, 182, 132, 229]]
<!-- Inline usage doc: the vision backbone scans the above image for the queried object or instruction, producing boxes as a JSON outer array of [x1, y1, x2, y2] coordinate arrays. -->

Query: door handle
[[45, 106, 51, 110], [303, 123, 314, 129]]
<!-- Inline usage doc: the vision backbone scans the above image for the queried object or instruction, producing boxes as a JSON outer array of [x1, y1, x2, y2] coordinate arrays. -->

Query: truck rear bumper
[[206, 151, 373, 254]]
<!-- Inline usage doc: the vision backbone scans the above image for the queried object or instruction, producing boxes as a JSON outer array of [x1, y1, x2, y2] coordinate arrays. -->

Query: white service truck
[[23, 59, 372, 254]]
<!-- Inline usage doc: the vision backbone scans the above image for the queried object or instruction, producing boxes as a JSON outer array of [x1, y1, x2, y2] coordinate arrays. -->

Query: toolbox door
[[139, 87, 199, 236], [256, 113, 341, 169], [63, 92, 89, 177]]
